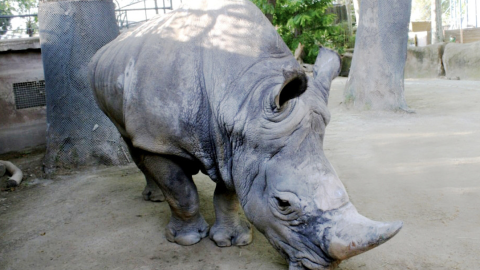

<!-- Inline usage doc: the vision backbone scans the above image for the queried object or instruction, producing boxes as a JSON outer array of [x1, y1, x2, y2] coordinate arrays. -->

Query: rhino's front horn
[[325, 203, 403, 260]]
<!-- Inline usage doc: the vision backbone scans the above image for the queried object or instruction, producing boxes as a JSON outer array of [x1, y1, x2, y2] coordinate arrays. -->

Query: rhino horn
[[325, 204, 403, 260]]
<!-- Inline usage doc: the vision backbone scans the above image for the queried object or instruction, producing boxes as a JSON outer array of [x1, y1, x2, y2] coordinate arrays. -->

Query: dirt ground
[[1, 78, 479, 270]]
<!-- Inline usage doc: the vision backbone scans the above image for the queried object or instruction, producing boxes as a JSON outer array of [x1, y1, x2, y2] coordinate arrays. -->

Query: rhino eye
[[275, 197, 291, 208]]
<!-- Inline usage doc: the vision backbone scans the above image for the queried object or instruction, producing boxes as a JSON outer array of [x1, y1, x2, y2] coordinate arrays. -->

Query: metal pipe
[[0, 14, 37, 18], [144, 0, 148, 21], [163, 0, 166, 14], [460, 0, 463, 28], [154, 0, 159, 14], [0, 160, 24, 188], [466, 0, 469, 25], [476, 0, 478, 27]]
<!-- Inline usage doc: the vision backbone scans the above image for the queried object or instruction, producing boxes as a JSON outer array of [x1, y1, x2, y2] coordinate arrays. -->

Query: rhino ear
[[275, 70, 308, 109], [313, 46, 341, 102]]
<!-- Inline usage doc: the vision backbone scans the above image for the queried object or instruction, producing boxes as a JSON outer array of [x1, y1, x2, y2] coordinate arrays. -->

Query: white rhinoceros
[[89, 1, 402, 269]]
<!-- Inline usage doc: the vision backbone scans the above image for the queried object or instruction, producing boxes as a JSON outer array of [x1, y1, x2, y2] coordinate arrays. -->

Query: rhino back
[[90, 0, 297, 176]]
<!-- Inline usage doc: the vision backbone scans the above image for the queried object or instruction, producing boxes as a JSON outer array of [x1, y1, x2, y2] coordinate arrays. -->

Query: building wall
[[0, 38, 46, 154]]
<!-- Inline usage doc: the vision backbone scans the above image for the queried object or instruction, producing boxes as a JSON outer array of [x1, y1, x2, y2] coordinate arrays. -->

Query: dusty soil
[[1, 78, 479, 270]]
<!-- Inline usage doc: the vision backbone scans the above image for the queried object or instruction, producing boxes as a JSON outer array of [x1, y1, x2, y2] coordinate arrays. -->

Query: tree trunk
[[265, 0, 276, 24], [345, 0, 354, 35], [431, 0, 444, 43], [352, 0, 360, 25], [344, 0, 412, 111], [39, 0, 130, 173]]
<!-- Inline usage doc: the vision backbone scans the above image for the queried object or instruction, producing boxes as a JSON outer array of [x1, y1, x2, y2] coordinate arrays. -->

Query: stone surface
[[0, 163, 5, 177], [0, 48, 45, 154], [0, 37, 41, 52], [404, 42, 446, 78], [443, 41, 480, 81], [340, 52, 352, 77]]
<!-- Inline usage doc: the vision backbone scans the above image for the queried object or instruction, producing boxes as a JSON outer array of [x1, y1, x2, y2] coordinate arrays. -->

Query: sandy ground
[[1, 78, 479, 270]]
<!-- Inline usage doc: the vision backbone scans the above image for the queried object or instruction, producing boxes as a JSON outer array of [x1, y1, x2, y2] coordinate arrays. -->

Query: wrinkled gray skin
[[89, 1, 402, 269]]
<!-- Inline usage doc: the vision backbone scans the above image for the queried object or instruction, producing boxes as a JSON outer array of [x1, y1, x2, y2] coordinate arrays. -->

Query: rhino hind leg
[[140, 153, 209, 246], [123, 138, 165, 202], [209, 182, 253, 247], [141, 175, 165, 202]]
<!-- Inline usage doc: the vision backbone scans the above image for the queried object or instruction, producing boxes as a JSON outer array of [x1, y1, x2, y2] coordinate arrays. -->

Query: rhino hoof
[[209, 219, 253, 247], [165, 216, 209, 246], [142, 185, 165, 202]]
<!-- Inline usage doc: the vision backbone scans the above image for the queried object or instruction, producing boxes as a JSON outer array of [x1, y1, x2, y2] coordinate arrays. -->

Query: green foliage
[[0, 0, 14, 35], [0, 0, 38, 36], [252, 0, 352, 63]]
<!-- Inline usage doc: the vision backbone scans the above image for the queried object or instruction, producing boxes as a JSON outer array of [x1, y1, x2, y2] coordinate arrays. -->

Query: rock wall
[[404, 43, 446, 78], [405, 41, 480, 81], [443, 41, 480, 81], [0, 39, 46, 154]]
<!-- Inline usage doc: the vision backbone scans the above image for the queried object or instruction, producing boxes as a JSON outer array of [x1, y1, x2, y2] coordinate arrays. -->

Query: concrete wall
[[405, 41, 480, 81], [405, 43, 446, 79], [443, 41, 480, 81], [0, 38, 46, 154], [444, 28, 480, 44]]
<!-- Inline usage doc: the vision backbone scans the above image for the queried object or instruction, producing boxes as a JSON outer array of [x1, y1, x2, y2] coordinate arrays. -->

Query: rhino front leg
[[209, 182, 253, 247], [141, 154, 209, 246], [123, 138, 165, 202]]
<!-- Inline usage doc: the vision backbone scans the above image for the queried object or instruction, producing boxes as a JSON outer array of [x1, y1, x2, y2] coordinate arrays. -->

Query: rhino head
[[230, 47, 402, 270]]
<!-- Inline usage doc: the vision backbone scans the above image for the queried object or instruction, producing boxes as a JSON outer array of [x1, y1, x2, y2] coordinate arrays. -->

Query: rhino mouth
[[298, 257, 338, 270], [271, 235, 336, 270]]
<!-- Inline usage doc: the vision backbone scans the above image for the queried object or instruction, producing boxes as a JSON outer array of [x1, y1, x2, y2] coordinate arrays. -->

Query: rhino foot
[[209, 219, 253, 247], [165, 215, 209, 246], [142, 183, 165, 202]]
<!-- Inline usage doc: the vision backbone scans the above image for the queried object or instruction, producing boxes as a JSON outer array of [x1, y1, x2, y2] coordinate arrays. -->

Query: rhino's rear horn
[[275, 71, 307, 108], [326, 204, 403, 260]]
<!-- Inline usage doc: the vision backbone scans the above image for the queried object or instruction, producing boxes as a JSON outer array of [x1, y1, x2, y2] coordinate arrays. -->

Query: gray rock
[[0, 163, 5, 177], [340, 52, 353, 77], [443, 41, 480, 81], [405, 43, 446, 78], [301, 63, 314, 72]]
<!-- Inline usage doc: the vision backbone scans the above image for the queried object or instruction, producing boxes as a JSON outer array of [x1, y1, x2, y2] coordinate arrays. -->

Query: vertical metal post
[[154, 0, 159, 14], [163, 0, 166, 13], [144, 0, 148, 20], [466, 0, 469, 24], [460, 0, 462, 28], [460, 0, 464, 43], [451, 0, 453, 28], [455, 0, 458, 28], [475, 0, 478, 27], [126, 11, 129, 28]]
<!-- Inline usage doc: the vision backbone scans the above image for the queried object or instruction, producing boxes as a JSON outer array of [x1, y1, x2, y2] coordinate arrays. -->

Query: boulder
[[0, 163, 5, 177], [443, 41, 480, 81], [340, 52, 353, 77], [404, 43, 446, 78]]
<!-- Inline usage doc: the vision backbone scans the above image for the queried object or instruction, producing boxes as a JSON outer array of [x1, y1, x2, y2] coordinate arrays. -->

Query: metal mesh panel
[[13, 80, 46, 109], [39, 0, 130, 172]]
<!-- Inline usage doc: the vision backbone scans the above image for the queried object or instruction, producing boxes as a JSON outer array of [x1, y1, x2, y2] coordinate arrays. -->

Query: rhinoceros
[[89, 1, 402, 269]]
